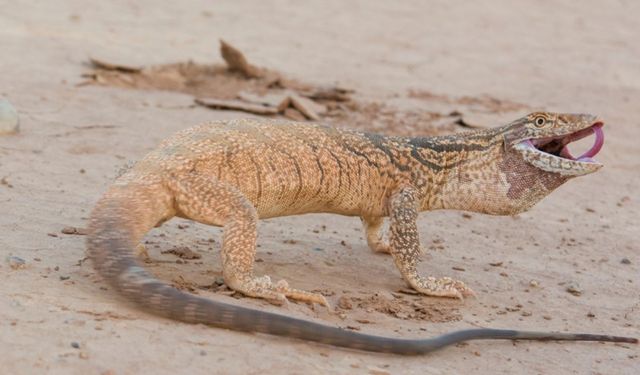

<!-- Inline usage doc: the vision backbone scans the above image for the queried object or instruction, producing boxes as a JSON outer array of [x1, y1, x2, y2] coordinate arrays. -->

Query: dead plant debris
[[88, 57, 142, 73], [219, 39, 264, 79], [82, 40, 529, 137], [195, 97, 280, 115]]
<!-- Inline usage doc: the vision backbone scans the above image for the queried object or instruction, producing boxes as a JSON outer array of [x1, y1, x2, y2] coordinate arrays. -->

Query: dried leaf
[[289, 94, 323, 120], [219, 40, 263, 78], [236, 91, 290, 112], [283, 107, 306, 121], [195, 97, 278, 115], [89, 57, 142, 73], [304, 86, 354, 102]]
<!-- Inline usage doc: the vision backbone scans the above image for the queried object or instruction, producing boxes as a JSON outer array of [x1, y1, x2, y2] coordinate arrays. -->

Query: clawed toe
[[225, 275, 330, 307], [276, 279, 330, 307], [370, 242, 392, 254], [443, 277, 475, 299], [265, 293, 289, 306], [459, 285, 476, 298], [408, 275, 474, 300]]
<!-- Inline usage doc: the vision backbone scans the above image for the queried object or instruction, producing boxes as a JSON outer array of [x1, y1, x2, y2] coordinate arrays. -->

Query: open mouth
[[522, 122, 604, 164]]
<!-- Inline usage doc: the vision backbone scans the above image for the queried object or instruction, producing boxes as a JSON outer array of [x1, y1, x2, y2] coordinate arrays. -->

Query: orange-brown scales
[[88, 113, 635, 354]]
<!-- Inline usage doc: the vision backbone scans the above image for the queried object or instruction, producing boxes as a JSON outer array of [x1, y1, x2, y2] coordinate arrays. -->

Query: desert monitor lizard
[[87, 112, 637, 354]]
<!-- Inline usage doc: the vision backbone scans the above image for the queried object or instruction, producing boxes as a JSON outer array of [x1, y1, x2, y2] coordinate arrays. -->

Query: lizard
[[87, 112, 637, 354]]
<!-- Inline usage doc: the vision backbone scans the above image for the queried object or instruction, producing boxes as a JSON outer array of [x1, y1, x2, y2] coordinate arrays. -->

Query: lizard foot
[[370, 241, 392, 254], [408, 276, 475, 300], [227, 275, 329, 307]]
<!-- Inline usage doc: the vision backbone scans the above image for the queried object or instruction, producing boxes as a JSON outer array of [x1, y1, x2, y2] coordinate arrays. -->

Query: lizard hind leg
[[388, 187, 474, 299], [170, 174, 328, 307]]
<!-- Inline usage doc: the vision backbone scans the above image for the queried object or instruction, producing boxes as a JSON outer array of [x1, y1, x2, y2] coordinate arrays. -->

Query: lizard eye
[[534, 116, 546, 127]]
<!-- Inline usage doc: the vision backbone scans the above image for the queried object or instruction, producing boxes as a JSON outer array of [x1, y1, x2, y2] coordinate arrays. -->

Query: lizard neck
[[407, 126, 570, 215]]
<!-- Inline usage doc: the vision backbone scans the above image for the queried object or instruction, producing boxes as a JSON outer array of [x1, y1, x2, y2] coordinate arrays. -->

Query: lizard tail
[[87, 186, 638, 355]]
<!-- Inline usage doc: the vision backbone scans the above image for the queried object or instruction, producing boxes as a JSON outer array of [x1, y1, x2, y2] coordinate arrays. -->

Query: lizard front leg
[[170, 174, 328, 307], [361, 216, 391, 254], [388, 187, 474, 299]]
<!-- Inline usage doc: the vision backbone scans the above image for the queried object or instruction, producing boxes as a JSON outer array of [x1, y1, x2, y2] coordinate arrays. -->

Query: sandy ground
[[1, 1, 639, 374]]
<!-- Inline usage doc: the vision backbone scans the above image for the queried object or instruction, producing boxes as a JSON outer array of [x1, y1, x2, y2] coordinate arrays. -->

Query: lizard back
[[135, 119, 397, 219]]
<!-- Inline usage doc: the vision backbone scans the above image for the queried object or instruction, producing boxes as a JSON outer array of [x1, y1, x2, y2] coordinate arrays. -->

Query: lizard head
[[504, 112, 604, 176], [430, 112, 604, 215]]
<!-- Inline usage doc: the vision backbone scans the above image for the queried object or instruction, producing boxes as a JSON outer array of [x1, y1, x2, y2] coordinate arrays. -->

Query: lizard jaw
[[514, 122, 604, 176]]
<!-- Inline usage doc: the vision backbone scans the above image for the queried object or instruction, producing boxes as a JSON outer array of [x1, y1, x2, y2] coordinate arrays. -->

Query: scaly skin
[[87, 112, 637, 354]]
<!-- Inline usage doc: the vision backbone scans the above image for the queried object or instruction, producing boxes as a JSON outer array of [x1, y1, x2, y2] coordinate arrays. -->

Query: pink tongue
[[578, 125, 604, 159]]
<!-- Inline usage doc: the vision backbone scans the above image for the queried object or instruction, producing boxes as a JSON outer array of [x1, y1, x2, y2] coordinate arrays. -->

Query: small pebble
[[565, 282, 583, 296], [61, 226, 89, 235], [1, 177, 13, 188], [7, 256, 26, 269], [71, 342, 80, 349], [337, 296, 353, 310], [621, 258, 631, 265], [617, 196, 631, 207], [529, 280, 539, 287], [0, 99, 19, 135]]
